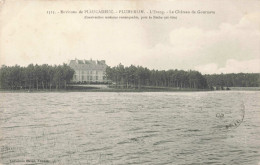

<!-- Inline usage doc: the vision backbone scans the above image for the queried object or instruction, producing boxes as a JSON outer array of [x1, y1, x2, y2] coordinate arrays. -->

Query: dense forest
[[0, 64, 74, 90], [205, 73, 260, 88], [106, 64, 208, 89], [1, 63, 259, 91]]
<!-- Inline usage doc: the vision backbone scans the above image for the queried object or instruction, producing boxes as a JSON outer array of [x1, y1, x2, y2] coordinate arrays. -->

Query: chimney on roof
[[101, 60, 106, 64]]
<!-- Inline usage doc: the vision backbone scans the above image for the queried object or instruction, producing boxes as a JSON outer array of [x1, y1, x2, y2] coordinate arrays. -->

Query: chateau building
[[68, 59, 107, 83]]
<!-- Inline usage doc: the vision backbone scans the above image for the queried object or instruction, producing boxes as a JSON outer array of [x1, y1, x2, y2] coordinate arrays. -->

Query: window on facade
[[96, 71, 98, 74], [96, 76, 98, 80], [90, 71, 92, 74], [82, 75, 84, 81], [90, 76, 92, 80]]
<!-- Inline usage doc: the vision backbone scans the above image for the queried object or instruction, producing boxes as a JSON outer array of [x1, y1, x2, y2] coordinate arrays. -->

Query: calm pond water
[[0, 91, 259, 165]]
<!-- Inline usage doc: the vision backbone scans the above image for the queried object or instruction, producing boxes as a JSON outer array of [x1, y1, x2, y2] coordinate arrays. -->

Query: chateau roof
[[69, 59, 107, 70]]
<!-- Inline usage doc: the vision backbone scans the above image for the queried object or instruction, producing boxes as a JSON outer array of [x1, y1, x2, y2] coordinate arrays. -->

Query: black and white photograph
[[0, 0, 259, 164]]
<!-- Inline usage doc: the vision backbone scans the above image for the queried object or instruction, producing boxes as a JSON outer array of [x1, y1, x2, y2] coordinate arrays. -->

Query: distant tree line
[[2, 63, 258, 91], [106, 64, 208, 89], [205, 73, 260, 88], [0, 64, 74, 90]]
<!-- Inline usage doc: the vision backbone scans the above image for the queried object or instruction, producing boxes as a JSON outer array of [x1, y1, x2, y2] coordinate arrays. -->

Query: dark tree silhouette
[[0, 64, 75, 90], [205, 73, 260, 89], [106, 64, 209, 89]]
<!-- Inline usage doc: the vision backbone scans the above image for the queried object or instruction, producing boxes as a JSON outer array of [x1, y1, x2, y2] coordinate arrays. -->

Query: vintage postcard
[[0, 0, 259, 164]]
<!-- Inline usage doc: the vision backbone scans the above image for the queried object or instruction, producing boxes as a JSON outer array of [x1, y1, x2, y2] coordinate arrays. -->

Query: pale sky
[[0, 0, 259, 74]]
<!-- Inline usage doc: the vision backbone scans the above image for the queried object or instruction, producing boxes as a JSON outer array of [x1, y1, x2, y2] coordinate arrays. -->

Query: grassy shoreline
[[0, 87, 211, 93], [0, 86, 259, 93]]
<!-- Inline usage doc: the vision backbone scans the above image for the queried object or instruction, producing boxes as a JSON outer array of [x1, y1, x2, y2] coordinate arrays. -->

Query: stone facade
[[68, 59, 107, 83]]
